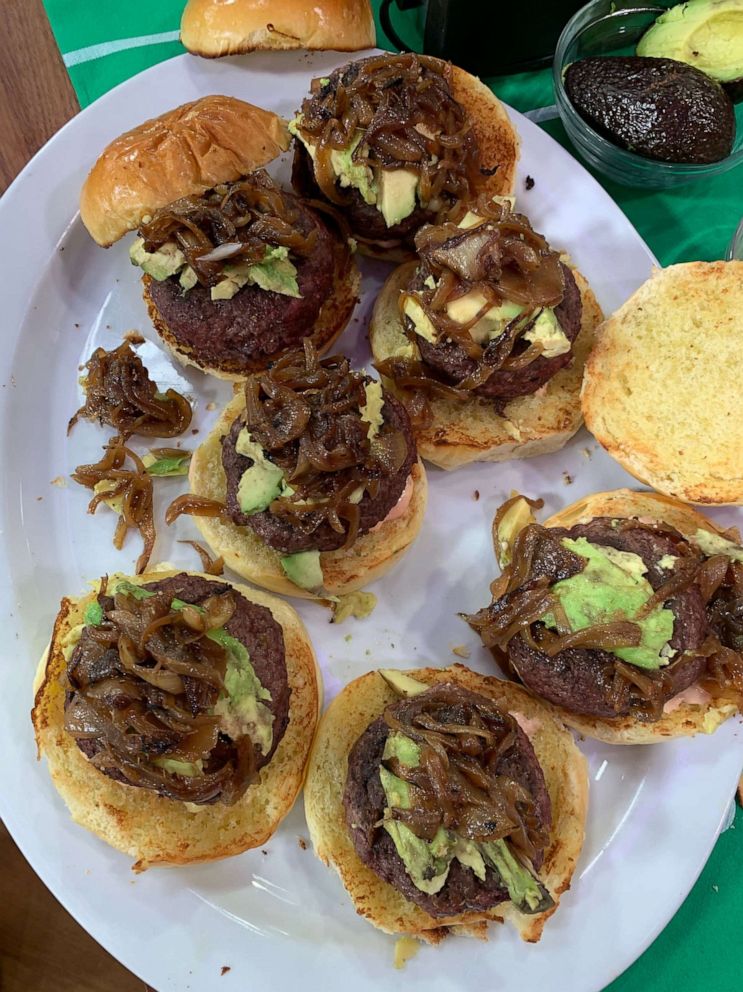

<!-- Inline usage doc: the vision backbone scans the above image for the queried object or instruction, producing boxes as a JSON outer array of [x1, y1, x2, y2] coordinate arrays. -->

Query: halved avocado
[[638, 0, 743, 100]]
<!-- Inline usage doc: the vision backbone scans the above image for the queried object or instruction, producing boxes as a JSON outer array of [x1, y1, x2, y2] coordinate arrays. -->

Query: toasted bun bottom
[[142, 255, 360, 380], [32, 569, 321, 870], [369, 263, 602, 469], [304, 665, 588, 944], [187, 394, 428, 597], [513, 489, 740, 744], [180, 0, 376, 57], [581, 261, 743, 505]]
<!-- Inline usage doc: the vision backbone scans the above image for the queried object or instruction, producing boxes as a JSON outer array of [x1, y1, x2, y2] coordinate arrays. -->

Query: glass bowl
[[728, 218, 743, 260], [553, 0, 743, 188]]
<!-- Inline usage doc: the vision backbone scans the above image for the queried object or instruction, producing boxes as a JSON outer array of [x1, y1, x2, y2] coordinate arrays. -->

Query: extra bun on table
[[290, 54, 519, 261], [369, 196, 603, 470], [80, 96, 291, 248], [304, 665, 588, 944], [32, 569, 321, 870], [181, 0, 376, 57], [467, 489, 742, 745], [582, 261, 743, 505]]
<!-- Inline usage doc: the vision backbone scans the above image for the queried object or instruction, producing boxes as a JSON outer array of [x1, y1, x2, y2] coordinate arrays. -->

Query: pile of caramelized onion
[[296, 54, 481, 222], [68, 343, 192, 439], [64, 582, 254, 805], [465, 521, 743, 722], [382, 684, 548, 866], [376, 196, 567, 415], [139, 170, 316, 287]]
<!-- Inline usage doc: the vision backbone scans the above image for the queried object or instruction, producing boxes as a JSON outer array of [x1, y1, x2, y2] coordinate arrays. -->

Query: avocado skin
[[565, 56, 735, 163]]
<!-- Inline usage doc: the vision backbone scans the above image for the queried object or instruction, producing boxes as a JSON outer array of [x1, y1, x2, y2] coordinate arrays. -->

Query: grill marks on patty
[[342, 686, 551, 919], [505, 520, 708, 718], [221, 394, 417, 555]]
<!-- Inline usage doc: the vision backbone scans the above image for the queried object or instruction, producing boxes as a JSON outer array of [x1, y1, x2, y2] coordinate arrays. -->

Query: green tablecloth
[[39, 3, 743, 990]]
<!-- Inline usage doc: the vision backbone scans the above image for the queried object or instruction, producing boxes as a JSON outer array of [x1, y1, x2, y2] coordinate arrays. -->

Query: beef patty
[[505, 520, 708, 718], [343, 683, 551, 919], [146, 198, 338, 369], [68, 573, 290, 793], [221, 393, 417, 554], [413, 264, 583, 404]]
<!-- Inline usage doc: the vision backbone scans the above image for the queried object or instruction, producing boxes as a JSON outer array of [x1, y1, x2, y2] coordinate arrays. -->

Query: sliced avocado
[[600, 545, 648, 577], [452, 837, 487, 881], [481, 840, 554, 914], [423, 275, 437, 290], [378, 169, 418, 228], [378, 669, 429, 698], [280, 550, 323, 591], [330, 132, 377, 205], [129, 237, 186, 281], [382, 731, 422, 768], [658, 554, 678, 570], [330, 589, 377, 623], [153, 757, 203, 777], [445, 291, 524, 345], [637, 0, 743, 86], [693, 528, 743, 562], [179, 265, 198, 291], [93, 479, 124, 515], [248, 246, 301, 298], [83, 601, 103, 626], [383, 820, 452, 894], [211, 262, 251, 301], [360, 380, 384, 439], [143, 451, 191, 477], [541, 537, 675, 670], [495, 495, 539, 568], [402, 296, 437, 343], [379, 765, 413, 809], [523, 308, 570, 358], [235, 428, 286, 515], [111, 580, 153, 600], [209, 627, 274, 755]]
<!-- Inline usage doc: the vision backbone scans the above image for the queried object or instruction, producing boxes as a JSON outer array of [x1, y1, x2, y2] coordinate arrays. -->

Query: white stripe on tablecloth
[[63, 31, 180, 67]]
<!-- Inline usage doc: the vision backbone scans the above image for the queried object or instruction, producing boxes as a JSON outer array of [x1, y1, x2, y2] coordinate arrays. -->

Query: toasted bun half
[[141, 254, 361, 380], [508, 488, 739, 744], [32, 569, 321, 870], [582, 262, 743, 505], [304, 664, 588, 944], [187, 394, 427, 596], [369, 261, 602, 469], [80, 96, 290, 247], [181, 0, 375, 57]]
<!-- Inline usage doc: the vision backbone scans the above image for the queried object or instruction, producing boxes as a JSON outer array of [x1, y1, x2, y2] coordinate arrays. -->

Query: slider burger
[[80, 96, 360, 378], [177, 342, 427, 597], [370, 195, 602, 469], [466, 489, 743, 744], [32, 570, 320, 869], [289, 53, 519, 260], [304, 665, 587, 943]]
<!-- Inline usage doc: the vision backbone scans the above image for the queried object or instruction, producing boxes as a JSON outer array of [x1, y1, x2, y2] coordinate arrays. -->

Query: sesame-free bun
[[369, 261, 602, 470], [304, 664, 588, 944], [141, 250, 361, 380], [181, 0, 376, 57], [32, 569, 321, 870], [503, 488, 739, 744], [582, 262, 743, 505], [187, 394, 428, 596], [80, 96, 291, 247]]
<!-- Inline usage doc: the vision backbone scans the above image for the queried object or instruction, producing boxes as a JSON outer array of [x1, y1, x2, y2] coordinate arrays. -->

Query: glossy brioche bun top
[[582, 261, 743, 505], [181, 0, 376, 57], [506, 488, 739, 745], [304, 664, 588, 943], [80, 95, 291, 247], [32, 568, 322, 870]]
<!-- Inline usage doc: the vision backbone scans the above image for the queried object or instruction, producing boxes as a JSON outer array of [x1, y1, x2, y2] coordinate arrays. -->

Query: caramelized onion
[[68, 343, 192, 439]]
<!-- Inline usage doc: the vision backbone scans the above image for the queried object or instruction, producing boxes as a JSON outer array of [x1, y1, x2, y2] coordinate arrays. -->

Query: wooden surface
[[0, 17, 144, 992], [0, 0, 79, 194]]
